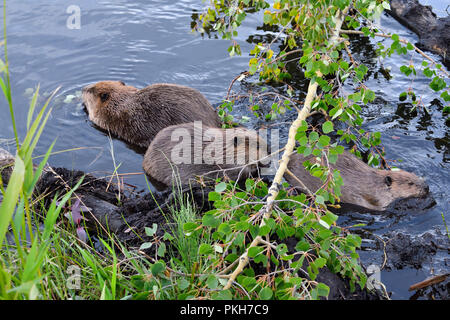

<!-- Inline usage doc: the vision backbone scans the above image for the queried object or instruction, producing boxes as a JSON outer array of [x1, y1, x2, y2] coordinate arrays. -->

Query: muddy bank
[[383, 230, 449, 270], [373, 230, 450, 299], [388, 0, 450, 65], [2, 146, 448, 299], [0, 147, 384, 300]]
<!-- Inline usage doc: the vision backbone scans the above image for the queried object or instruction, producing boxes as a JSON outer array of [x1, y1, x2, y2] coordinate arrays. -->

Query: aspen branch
[[339, 29, 449, 78], [222, 8, 349, 290]]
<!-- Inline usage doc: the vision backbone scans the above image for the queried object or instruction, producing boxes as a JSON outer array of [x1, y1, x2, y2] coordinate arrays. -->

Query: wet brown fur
[[82, 81, 222, 148], [143, 123, 269, 189], [285, 150, 430, 211]]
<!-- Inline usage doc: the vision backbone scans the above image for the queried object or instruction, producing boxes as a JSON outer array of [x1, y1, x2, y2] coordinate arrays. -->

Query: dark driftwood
[[388, 0, 449, 65], [409, 273, 449, 291]]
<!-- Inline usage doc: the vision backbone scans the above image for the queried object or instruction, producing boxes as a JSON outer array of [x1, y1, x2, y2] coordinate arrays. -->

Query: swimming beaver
[[81, 81, 222, 148], [285, 150, 430, 211], [143, 122, 269, 189]]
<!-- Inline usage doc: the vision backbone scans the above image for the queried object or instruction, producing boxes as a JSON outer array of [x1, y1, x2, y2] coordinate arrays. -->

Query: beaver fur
[[285, 150, 430, 211], [81, 81, 222, 148], [143, 122, 269, 189]]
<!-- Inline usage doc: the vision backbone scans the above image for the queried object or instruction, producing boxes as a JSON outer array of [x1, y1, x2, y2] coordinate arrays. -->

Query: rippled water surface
[[0, 1, 448, 299]]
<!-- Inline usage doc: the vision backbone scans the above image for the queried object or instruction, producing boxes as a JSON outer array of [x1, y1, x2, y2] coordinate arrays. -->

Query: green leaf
[[297, 135, 308, 146], [322, 121, 334, 134], [207, 275, 219, 289], [157, 243, 166, 257], [178, 279, 190, 290], [213, 289, 233, 300], [215, 182, 227, 192], [259, 287, 273, 300], [315, 195, 325, 205], [315, 257, 327, 268], [309, 131, 319, 143], [183, 222, 200, 235], [151, 261, 165, 276], [218, 222, 231, 235], [145, 223, 158, 237], [202, 212, 220, 228], [208, 191, 221, 201], [199, 243, 214, 255], [297, 120, 308, 132], [27, 85, 40, 131], [259, 225, 271, 236], [316, 283, 330, 297], [318, 135, 331, 147], [248, 246, 262, 258], [429, 77, 446, 92], [139, 242, 152, 250]]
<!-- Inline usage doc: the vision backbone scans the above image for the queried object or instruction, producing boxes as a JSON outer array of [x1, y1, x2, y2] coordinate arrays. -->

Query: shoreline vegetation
[[1, 0, 448, 300]]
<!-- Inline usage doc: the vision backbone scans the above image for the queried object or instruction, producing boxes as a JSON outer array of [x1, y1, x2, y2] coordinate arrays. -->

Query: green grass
[[0, 3, 154, 299], [0, 53, 216, 298], [167, 191, 213, 275]]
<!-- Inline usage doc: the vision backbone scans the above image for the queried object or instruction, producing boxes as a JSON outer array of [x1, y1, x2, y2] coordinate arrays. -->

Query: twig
[[339, 29, 449, 77], [409, 273, 449, 291], [225, 71, 249, 101]]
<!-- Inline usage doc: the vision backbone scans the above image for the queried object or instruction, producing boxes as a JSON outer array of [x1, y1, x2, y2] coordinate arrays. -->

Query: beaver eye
[[384, 176, 392, 187], [100, 92, 109, 102], [119, 81, 126, 86]]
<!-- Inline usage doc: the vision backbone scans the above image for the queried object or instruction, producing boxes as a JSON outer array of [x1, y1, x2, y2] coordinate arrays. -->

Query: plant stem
[[222, 8, 349, 290]]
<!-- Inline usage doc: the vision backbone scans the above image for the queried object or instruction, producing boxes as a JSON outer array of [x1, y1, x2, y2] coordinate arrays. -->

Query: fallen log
[[388, 0, 449, 66]]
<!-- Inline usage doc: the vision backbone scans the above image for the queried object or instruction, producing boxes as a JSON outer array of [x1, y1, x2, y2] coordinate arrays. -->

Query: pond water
[[0, 1, 448, 299]]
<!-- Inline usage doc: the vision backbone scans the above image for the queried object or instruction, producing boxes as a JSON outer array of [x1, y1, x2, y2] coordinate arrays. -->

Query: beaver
[[284, 150, 430, 212], [81, 81, 222, 148], [143, 122, 269, 189]]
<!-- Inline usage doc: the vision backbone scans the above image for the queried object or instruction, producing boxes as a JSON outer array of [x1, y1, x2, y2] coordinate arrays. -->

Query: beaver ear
[[100, 92, 110, 103], [384, 175, 392, 187]]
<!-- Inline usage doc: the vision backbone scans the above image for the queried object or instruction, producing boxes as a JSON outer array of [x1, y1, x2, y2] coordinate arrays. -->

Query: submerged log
[[388, 0, 449, 65]]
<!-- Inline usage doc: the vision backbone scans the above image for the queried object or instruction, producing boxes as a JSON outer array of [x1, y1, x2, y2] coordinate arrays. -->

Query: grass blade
[[0, 155, 25, 246], [26, 84, 40, 131]]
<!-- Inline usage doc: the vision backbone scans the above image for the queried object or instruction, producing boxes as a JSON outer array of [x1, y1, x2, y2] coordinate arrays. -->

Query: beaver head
[[81, 81, 138, 129], [367, 169, 431, 211], [286, 151, 431, 212]]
